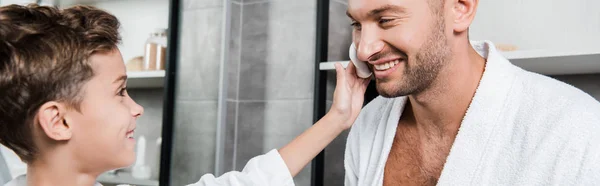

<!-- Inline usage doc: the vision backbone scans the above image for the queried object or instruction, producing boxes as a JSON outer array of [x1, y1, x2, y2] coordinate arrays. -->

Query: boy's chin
[[123, 151, 137, 166], [111, 150, 137, 169]]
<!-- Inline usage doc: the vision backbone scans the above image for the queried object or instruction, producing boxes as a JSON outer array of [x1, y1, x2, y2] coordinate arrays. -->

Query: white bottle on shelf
[[152, 137, 162, 180], [132, 136, 151, 180]]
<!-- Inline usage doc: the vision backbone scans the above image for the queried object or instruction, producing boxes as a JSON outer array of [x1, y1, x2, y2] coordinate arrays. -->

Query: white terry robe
[[344, 40, 600, 186], [188, 149, 294, 186], [4, 150, 294, 186]]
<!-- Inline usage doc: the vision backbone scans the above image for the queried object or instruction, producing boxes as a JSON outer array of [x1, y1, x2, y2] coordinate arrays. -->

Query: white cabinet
[[56, 0, 169, 88], [58, 0, 170, 88], [469, 0, 600, 75], [1, 0, 169, 88], [62, 0, 170, 88]]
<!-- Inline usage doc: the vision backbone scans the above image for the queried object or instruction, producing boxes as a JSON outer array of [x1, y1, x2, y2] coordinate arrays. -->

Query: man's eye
[[379, 19, 393, 24]]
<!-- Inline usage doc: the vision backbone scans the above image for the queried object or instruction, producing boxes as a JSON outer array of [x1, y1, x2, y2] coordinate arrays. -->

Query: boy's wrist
[[323, 111, 352, 132]]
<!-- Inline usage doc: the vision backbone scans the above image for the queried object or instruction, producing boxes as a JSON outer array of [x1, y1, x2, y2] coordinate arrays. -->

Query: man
[[344, 0, 600, 185]]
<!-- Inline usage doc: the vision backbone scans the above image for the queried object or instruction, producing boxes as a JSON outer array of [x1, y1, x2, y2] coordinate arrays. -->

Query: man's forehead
[[347, 0, 372, 10], [347, 0, 412, 17]]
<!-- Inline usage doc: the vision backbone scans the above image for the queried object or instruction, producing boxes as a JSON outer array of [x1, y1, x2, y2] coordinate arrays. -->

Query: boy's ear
[[36, 102, 72, 141]]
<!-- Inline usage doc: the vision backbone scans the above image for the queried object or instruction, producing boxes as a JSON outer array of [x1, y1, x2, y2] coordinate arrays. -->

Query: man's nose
[[356, 27, 384, 62]]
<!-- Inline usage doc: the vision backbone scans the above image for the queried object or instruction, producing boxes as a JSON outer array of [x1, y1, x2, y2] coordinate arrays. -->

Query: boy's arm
[[189, 150, 294, 186], [280, 62, 369, 177], [188, 62, 369, 186], [188, 112, 351, 186], [278, 112, 348, 177]]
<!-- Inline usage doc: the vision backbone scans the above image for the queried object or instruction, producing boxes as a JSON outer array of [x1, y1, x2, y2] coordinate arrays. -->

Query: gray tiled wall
[[176, 7, 223, 101], [171, 100, 219, 184], [237, 1, 315, 101], [324, 1, 352, 185], [171, 0, 317, 185], [183, 0, 223, 10], [170, 0, 223, 185], [224, 0, 316, 186]]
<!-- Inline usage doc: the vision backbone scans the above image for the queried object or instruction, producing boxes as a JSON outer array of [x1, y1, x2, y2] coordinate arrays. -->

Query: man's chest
[[382, 125, 454, 186]]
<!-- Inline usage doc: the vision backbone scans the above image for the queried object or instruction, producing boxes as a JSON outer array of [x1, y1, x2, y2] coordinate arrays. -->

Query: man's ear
[[36, 102, 72, 141], [451, 0, 479, 33]]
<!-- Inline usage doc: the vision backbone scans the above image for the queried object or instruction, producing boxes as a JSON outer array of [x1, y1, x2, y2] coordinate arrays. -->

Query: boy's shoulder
[[4, 174, 25, 186], [4, 174, 103, 186]]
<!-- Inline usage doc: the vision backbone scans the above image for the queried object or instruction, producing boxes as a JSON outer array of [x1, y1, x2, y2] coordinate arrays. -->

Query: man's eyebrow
[[346, 5, 407, 20], [369, 4, 407, 16]]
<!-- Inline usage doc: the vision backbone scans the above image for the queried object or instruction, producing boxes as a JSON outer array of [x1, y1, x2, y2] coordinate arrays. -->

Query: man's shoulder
[[512, 69, 600, 135], [515, 69, 600, 116], [511, 72, 600, 168]]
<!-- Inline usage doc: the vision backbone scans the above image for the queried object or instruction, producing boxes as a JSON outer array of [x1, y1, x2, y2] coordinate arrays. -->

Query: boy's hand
[[278, 62, 370, 176], [330, 61, 371, 130]]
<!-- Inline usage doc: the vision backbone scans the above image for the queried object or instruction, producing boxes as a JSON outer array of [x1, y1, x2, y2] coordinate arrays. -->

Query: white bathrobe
[[3, 150, 293, 186], [188, 149, 294, 186], [4, 175, 103, 186], [344, 41, 600, 185]]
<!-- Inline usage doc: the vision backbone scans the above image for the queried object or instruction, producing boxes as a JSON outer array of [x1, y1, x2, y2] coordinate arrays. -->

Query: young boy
[[0, 4, 370, 186]]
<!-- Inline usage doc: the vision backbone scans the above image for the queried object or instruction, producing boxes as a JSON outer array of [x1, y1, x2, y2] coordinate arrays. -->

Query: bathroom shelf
[[55, 0, 170, 71], [319, 61, 350, 71], [127, 70, 165, 89], [319, 49, 600, 75], [98, 171, 158, 186], [503, 49, 600, 75]]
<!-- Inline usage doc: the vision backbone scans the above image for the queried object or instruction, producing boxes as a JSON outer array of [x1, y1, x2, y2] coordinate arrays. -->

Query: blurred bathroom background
[[1, 0, 599, 186]]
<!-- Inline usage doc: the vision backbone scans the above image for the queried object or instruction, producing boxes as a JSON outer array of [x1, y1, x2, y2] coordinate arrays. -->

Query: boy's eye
[[118, 87, 127, 97], [351, 22, 362, 31]]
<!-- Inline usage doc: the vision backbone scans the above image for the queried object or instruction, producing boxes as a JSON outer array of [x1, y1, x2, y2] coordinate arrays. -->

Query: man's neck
[[406, 41, 486, 136], [27, 149, 99, 186]]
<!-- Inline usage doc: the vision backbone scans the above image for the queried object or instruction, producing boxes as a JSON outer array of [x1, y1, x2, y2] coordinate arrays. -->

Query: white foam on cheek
[[350, 43, 373, 78]]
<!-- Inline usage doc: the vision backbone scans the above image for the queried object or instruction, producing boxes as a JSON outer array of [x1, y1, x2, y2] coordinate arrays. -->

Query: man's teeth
[[127, 132, 134, 138], [375, 60, 400, 70]]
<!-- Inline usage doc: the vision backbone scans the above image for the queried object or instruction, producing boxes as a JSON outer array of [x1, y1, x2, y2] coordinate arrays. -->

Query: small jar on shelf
[[143, 28, 168, 71]]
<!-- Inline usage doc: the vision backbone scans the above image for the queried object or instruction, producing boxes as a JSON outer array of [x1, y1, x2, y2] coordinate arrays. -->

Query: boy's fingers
[[347, 61, 357, 77], [334, 62, 346, 85]]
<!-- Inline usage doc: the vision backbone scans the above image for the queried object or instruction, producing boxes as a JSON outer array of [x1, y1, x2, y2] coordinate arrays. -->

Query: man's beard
[[377, 18, 451, 98]]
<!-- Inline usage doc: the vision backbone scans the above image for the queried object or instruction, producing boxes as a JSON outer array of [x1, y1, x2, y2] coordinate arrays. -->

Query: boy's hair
[[0, 4, 121, 163]]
